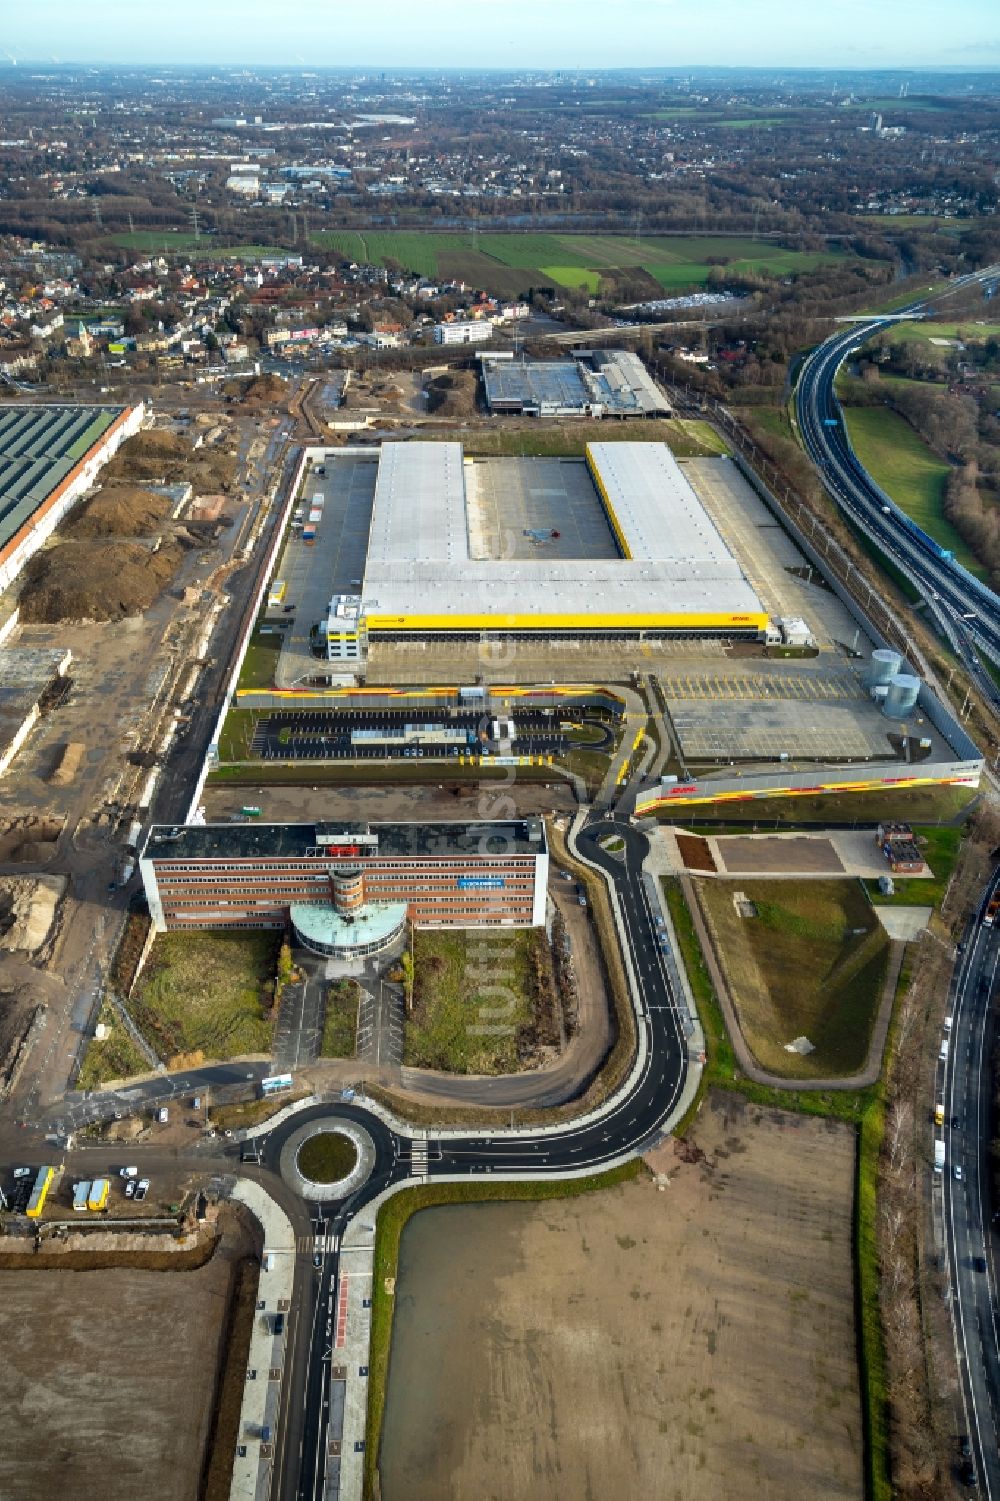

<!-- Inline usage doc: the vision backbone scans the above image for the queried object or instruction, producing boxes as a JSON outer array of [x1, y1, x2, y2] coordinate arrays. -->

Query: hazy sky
[[5, 0, 1000, 70]]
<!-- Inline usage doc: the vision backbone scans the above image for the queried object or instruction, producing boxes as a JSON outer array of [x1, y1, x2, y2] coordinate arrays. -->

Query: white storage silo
[[882, 674, 921, 719], [868, 648, 902, 688]]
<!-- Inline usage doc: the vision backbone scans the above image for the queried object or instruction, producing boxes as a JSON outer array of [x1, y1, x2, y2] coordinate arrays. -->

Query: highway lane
[[944, 889, 1000, 1497], [795, 265, 1000, 705]]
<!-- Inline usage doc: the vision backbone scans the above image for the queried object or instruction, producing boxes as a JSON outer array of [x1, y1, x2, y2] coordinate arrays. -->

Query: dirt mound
[[48, 742, 85, 785], [19, 539, 185, 623], [242, 373, 287, 406], [0, 875, 65, 952], [104, 429, 237, 495], [425, 369, 479, 417], [65, 485, 173, 539]]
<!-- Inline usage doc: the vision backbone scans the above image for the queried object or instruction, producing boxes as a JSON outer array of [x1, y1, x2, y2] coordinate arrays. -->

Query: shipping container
[[88, 1178, 110, 1211], [26, 1166, 55, 1219], [73, 1181, 92, 1212]]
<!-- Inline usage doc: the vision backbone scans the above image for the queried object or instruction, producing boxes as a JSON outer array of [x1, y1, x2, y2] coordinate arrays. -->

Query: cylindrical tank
[[882, 674, 921, 719], [868, 648, 902, 688]]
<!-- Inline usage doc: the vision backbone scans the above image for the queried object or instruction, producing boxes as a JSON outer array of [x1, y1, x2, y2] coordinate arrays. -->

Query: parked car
[[135, 1179, 149, 1201], [120, 1165, 138, 1178], [13, 1167, 31, 1179], [125, 1180, 136, 1199]]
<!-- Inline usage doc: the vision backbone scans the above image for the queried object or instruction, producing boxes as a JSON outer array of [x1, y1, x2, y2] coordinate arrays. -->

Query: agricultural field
[[131, 930, 280, 1064], [308, 230, 845, 296], [696, 878, 890, 1079], [110, 232, 291, 258], [840, 405, 982, 575]]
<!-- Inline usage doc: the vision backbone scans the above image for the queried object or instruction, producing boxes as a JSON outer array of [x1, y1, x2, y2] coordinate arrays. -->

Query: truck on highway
[[935, 1102, 945, 1127], [934, 1139, 946, 1174], [985, 893, 1000, 927]]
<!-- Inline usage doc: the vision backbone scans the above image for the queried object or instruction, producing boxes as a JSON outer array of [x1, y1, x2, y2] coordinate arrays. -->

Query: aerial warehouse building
[[337, 441, 766, 648]]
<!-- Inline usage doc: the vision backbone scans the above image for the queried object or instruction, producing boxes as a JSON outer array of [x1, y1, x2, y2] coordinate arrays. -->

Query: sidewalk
[[229, 1180, 296, 1501]]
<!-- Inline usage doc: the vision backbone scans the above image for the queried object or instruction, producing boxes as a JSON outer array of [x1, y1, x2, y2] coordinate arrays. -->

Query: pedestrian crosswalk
[[409, 1142, 430, 1177]]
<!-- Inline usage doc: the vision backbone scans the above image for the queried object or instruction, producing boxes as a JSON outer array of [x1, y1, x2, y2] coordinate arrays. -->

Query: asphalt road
[[248, 815, 692, 1499], [795, 263, 1000, 703], [944, 892, 1000, 1497]]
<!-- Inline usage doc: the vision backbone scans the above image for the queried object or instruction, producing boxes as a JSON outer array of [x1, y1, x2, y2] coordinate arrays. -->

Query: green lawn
[[653, 783, 977, 829], [405, 928, 536, 1073], [697, 878, 890, 1079], [237, 629, 283, 691], [426, 417, 727, 460], [886, 319, 1000, 345], [77, 999, 151, 1089], [321, 979, 359, 1058], [865, 824, 963, 907], [841, 405, 983, 575], [131, 930, 279, 1063], [215, 707, 258, 762]]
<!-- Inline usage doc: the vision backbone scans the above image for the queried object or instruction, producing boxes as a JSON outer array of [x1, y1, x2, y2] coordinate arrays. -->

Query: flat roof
[[143, 819, 547, 862], [357, 442, 765, 628], [291, 900, 407, 949], [0, 404, 125, 555], [586, 442, 734, 565], [366, 442, 466, 566]]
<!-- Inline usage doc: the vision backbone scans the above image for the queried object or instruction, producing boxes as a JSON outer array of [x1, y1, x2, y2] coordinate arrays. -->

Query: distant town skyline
[[6, 0, 1000, 71]]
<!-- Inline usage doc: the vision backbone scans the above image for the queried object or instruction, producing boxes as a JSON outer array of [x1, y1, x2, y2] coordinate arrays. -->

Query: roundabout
[[279, 1117, 377, 1202]]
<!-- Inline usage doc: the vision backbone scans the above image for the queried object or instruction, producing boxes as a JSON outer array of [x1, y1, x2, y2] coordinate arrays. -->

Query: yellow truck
[[935, 1102, 945, 1127]]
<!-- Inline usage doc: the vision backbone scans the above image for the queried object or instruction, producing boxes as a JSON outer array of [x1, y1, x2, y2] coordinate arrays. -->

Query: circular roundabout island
[[297, 1130, 358, 1185], [280, 1117, 376, 1201]]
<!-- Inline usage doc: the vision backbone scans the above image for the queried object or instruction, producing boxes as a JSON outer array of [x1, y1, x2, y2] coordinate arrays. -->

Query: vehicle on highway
[[954, 1164, 963, 1182], [939, 1040, 950, 1061], [960, 1435, 972, 1460]]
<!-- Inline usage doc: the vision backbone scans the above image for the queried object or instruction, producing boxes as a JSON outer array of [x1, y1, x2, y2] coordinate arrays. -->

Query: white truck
[[934, 1139, 946, 1175]]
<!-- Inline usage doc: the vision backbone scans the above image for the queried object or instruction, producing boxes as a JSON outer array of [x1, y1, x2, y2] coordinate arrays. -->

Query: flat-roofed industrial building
[[481, 349, 670, 418], [325, 439, 766, 649], [140, 819, 548, 956]]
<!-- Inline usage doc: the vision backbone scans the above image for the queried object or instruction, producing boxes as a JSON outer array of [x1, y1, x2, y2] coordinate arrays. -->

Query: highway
[[944, 888, 1000, 1497], [795, 264, 1000, 707]]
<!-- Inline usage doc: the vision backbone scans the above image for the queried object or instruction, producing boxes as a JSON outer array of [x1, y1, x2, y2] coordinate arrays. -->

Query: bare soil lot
[[380, 1090, 862, 1501], [0, 1208, 258, 1501], [717, 834, 846, 874]]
